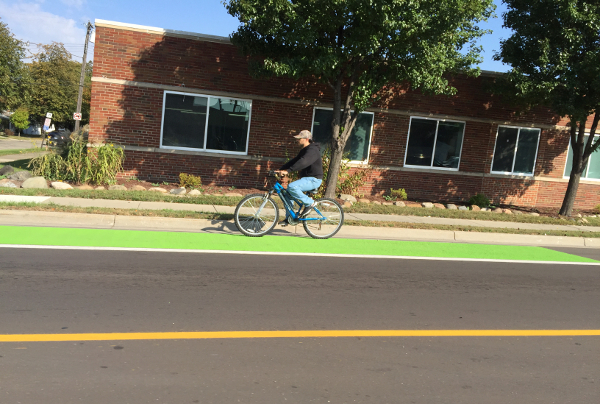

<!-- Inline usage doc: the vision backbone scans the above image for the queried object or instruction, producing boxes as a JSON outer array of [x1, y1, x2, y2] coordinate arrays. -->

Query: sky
[[0, 0, 512, 72]]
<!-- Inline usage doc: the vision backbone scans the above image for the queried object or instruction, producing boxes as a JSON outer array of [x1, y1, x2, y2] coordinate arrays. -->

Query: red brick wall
[[90, 23, 600, 211]]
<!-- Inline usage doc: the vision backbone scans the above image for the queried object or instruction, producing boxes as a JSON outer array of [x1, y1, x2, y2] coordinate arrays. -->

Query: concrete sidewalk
[[1, 195, 599, 247]]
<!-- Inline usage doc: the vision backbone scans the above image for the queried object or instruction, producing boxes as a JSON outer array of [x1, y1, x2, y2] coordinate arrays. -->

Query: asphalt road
[[1, 248, 598, 404], [0, 137, 40, 150]]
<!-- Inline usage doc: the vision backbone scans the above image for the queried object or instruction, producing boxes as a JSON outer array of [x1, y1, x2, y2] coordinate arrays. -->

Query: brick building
[[89, 19, 600, 209]]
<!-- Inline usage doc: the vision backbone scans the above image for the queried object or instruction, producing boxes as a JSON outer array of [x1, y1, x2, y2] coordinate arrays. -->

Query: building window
[[160, 91, 252, 154], [404, 117, 465, 170], [564, 135, 600, 180], [491, 126, 540, 175], [311, 108, 374, 163]]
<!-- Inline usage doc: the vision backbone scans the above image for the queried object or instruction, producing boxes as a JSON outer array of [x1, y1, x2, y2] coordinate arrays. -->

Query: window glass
[[405, 118, 437, 166], [311, 108, 374, 161], [405, 118, 465, 169], [565, 135, 600, 179], [206, 98, 251, 152], [492, 127, 518, 172], [161, 92, 251, 153], [513, 128, 539, 174], [162, 93, 207, 149]]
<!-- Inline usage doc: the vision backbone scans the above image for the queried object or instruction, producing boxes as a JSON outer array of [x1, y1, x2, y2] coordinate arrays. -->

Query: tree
[[0, 19, 29, 111], [9, 107, 30, 135], [495, 0, 600, 216], [28, 43, 82, 128], [225, 0, 495, 198]]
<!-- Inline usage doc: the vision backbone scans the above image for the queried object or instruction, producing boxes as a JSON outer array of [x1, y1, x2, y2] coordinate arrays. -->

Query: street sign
[[73, 113, 82, 121], [46, 113, 53, 118], [43, 118, 51, 131]]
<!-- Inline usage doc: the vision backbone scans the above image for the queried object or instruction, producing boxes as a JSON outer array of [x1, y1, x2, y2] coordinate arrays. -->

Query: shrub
[[319, 147, 372, 197], [594, 204, 600, 214], [469, 193, 490, 208], [390, 188, 408, 200], [29, 138, 124, 185], [5, 129, 14, 137], [179, 173, 202, 189]]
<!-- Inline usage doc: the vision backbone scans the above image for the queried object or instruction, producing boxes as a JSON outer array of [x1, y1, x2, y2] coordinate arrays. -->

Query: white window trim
[[403, 116, 466, 171], [310, 107, 374, 164], [562, 134, 600, 181], [159, 90, 252, 156], [490, 125, 540, 177]]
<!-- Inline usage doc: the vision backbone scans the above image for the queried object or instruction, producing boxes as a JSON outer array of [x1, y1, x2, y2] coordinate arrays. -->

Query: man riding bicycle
[[275, 130, 323, 218]]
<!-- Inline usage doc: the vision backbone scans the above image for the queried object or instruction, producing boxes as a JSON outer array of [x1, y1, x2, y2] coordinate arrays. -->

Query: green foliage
[[594, 204, 600, 215], [317, 148, 371, 197], [494, 0, 600, 216], [226, 0, 495, 197], [179, 172, 202, 188], [29, 138, 124, 184], [0, 20, 30, 111], [9, 108, 30, 133], [469, 193, 490, 208], [390, 188, 408, 201]]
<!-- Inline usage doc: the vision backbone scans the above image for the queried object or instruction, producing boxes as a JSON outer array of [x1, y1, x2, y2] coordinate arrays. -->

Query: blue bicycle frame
[[268, 180, 323, 222]]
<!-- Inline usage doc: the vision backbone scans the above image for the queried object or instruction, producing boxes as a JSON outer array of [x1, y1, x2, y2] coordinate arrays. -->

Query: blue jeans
[[287, 177, 322, 206]]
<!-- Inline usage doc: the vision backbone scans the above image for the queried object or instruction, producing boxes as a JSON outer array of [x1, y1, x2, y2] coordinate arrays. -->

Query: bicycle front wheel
[[302, 198, 344, 239], [234, 193, 279, 237]]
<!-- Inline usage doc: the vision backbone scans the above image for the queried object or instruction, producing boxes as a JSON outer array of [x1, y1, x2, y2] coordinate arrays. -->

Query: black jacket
[[280, 142, 324, 179]]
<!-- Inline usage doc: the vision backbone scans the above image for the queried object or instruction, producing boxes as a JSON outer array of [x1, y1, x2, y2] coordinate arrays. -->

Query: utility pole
[[74, 21, 93, 132]]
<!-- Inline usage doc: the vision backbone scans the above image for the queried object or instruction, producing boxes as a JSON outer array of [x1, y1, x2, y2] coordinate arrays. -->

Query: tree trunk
[[559, 169, 582, 216], [559, 119, 585, 216]]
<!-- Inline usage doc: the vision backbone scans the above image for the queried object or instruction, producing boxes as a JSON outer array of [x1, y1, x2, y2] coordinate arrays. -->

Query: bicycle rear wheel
[[302, 198, 344, 239], [234, 193, 279, 237]]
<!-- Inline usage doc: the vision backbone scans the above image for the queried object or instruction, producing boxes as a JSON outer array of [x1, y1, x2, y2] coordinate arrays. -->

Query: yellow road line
[[1, 330, 600, 342]]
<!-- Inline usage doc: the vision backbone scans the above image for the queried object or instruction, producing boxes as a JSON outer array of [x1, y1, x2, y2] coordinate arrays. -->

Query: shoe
[[279, 220, 288, 227], [299, 202, 317, 218]]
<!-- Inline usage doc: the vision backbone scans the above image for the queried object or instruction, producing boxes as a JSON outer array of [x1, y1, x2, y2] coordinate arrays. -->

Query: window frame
[[310, 107, 375, 164], [562, 134, 600, 181], [490, 125, 541, 176], [159, 90, 253, 156], [403, 116, 466, 171]]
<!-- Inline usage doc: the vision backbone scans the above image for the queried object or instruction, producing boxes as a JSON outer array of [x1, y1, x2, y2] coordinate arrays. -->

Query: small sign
[[73, 112, 82, 121], [43, 118, 51, 131], [46, 113, 53, 118]]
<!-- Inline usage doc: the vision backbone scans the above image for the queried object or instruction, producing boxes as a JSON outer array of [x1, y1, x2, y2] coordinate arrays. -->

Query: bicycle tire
[[302, 198, 344, 239], [234, 193, 280, 237]]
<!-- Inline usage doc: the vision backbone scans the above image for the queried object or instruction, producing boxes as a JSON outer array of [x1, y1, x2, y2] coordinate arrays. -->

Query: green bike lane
[[0, 225, 597, 264]]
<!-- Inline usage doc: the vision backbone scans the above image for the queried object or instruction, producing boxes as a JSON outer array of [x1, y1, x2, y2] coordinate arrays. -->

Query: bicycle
[[234, 170, 344, 239]]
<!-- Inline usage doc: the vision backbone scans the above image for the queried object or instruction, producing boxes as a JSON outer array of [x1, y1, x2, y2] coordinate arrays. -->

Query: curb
[[1, 209, 598, 247]]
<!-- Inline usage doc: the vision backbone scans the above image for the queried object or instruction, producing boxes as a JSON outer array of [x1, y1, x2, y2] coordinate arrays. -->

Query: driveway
[[0, 137, 41, 151]]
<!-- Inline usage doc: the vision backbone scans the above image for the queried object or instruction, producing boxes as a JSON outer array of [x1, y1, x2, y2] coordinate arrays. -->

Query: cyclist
[[275, 129, 323, 218]]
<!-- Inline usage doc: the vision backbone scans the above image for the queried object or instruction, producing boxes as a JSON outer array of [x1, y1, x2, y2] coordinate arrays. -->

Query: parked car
[[46, 131, 71, 148]]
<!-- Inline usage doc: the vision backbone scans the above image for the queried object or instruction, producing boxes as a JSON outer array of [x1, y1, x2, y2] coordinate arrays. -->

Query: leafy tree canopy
[[226, 0, 495, 197], [9, 107, 30, 133], [495, 0, 600, 216], [0, 19, 29, 111]]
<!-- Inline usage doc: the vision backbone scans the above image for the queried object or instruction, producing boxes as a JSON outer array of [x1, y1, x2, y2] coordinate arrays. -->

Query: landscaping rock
[[492, 208, 503, 213], [458, 206, 469, 211], [343, 201, 353, 208], [471, 205, 481, 212], [224, 192, 243, 197], [529, 212, 540, 217], [8, 171, 31, 181], [0, 179, 17, 188], [433, 203, 445, 209], [188, 189, 201, 196], [480, 208, 490, 212], [503, 209, 513, 214], [51, 182, 73, 190], [394, 201, 405, 207], [77, 185, 94, 190], [372, 200, 381, 205], [0, 165, 14, 176], [21, 176, 48, 189], [514, 210, 523, 215], [446, 204, 457, 210], [131, 185, 146, 191], [148, 187, 167, 193], [95, 186, 106, 190], [581, 218, 589, 223], [422, 202, 434, 208], [576, 213, 582, 218], [358, 198, 371, 204], [339, 194, 357, 203], [170, 187, 187, 195], [108, 185, 127, 191], [382, 202, 393, 206]]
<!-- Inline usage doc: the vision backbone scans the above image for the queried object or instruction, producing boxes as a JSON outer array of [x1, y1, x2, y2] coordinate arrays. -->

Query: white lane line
[[0, 195, 51, 203], [0, 244, 598, 266]]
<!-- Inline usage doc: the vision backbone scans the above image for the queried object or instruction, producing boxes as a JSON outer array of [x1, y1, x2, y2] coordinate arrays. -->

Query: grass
[[0, 148, 42, 157], [1, 186, 599, 227], [1, 202, 598, 238]]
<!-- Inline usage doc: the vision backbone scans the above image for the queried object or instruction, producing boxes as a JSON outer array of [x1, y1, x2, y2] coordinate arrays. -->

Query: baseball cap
[[293, 130, 312, 140]]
